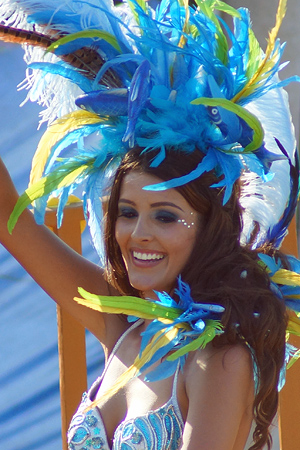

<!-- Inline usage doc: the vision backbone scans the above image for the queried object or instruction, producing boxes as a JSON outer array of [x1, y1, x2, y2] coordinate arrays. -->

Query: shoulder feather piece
[[74, 277, 224, 404]]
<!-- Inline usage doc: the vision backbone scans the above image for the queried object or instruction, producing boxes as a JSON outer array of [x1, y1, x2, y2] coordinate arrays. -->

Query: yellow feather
[[271, 268, 300, 287], [74, 289, 181, 320], [178, 0, 190, 49], [87, 322, 179, 409], [287, 310, 300, 336], [231, 0, 287, 103], [265, 0, 287, 59], [29, 110, 104, 186]]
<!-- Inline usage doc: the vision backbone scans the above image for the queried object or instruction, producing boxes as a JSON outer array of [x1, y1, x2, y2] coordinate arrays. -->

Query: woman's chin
[[129, 278, 172, 299]]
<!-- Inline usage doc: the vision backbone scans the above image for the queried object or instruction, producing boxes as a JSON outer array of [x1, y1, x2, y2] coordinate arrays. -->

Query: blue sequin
[[131, 431, 143, 444], [86, 415, 98, 427], [122, 423, 134, 438], [71, 426, 90, 444], [92, 437, 105, 449]]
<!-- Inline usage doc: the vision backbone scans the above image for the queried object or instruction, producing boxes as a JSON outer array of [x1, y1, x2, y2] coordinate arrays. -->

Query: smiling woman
[[1, 0, 300, 449]]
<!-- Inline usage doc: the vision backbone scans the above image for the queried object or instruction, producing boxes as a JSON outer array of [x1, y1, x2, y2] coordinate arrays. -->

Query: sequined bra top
[[68, 320, 184, 450]]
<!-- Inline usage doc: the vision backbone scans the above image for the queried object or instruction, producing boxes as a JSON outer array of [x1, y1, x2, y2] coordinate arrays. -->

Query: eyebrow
[[118, 198, 184, 211]]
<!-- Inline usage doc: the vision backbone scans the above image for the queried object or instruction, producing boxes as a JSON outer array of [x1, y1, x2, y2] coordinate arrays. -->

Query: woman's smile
[[131, 249, 166, 265], [115, 171, 201, 297]]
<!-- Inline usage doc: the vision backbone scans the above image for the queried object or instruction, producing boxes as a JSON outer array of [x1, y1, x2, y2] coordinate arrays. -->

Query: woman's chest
[[68, 364, 185, 450], [97, 354, 183, 440]]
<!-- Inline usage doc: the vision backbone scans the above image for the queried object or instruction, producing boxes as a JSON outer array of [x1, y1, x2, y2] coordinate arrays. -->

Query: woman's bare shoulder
[[180, 343, 254, 450], [184, 342, 254, 385]]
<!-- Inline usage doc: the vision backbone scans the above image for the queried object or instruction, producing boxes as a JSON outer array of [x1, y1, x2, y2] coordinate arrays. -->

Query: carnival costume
[[1, 0, 300, 431]]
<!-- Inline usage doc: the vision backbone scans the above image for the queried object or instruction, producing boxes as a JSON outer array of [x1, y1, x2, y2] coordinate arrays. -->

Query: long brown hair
[[104, 147, 287, 450]]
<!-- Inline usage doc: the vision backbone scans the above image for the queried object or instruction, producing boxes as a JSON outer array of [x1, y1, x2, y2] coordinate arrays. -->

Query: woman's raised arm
[[0, 157, 124, 345]]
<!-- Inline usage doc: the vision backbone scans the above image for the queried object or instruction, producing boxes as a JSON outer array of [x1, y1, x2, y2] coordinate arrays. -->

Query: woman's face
[[115, 171, 201, 298]]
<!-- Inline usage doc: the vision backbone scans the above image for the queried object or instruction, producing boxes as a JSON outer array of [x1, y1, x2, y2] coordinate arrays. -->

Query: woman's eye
[[118, 207, 137, 219], [155, 211, 178, 223]]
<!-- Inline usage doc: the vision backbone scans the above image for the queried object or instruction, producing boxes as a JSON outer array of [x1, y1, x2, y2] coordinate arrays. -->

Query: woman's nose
[[131, 216, 153, 241]]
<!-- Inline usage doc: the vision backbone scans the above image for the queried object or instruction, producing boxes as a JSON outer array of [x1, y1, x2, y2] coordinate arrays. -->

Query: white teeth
[[133, 251, 164, 261]]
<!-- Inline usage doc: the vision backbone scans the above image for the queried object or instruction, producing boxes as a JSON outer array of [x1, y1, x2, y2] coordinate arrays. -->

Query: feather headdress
[[0, 0, 299, 262]]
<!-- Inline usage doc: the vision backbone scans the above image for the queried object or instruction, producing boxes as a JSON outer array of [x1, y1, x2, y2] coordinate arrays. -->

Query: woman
[[0, 0, 300, 449], [0, 146, 282, 450]]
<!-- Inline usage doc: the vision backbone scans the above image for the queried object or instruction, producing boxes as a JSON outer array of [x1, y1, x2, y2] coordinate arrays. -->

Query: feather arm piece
[[29, 110, 104, 186], [75, 287, 181, 320], [191, 97, 264, 152], [46, 29, 122, 54]]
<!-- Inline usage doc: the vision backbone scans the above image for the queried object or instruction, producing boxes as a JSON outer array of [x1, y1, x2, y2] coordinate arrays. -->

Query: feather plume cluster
[[74, 277, 224, 403], [0, 0, 299, 262]]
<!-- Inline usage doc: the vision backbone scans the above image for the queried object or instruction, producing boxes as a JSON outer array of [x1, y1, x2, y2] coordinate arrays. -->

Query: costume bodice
[[67, 320, 184, 450]]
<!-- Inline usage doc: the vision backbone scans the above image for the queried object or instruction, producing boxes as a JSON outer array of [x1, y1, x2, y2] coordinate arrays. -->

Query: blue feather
[[44, 124, 103, 176], [144, 358, 180, 382], [265, 141, 299, 247], [258, 253, 280, 275], [93, 54, 143, 88], [211, 150, 243, 204], [139, 334, 180, 374], [75, 88, 129, 116], [84, 170, 106, 264], [122, 59, 151, 146], [29, 62, 93, 93], [285, 300, 300, 313], [142, 148, 218, 192], [287, 255, 300, 273], [149, 145, 166, 168], [153, 290, 178, 308], [207, 75, 241, 141], [27, 11, 82, 30]]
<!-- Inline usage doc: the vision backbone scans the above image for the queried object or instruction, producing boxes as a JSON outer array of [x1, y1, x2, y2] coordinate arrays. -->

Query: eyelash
[[118, 207, 137, 219], [117, 208, 178, 223], [155, 212, 178, 223]]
